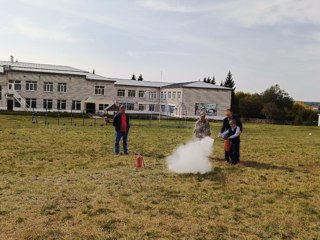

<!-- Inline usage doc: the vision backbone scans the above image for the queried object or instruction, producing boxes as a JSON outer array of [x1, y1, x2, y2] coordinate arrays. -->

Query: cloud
[[12, 18, 76, 42], [220, 0, 320, 27], [138, 0, 215, 13], [127, 50, 192, 58], [16, 0, 133, 32], [138, 0, 320, 27]]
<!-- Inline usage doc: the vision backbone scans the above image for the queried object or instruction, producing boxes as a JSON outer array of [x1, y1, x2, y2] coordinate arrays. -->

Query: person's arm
[[126, 114, 130, 129], [113, 114, 117, 127], [220, 118, 227, 133], [219, 129, 229, 138], [228, 127, 241, 139], [205, 121, 211, 136], [235, 115, 243, 132], [194, 120, 199, 132]]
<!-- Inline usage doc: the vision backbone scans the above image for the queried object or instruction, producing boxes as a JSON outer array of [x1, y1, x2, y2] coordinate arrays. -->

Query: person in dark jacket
[[219, 119, 241, 164], [219, 109, 243, 160], [113, 105, 130, 155]]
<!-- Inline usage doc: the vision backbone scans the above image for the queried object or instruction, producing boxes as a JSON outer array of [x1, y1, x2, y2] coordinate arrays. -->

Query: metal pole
[[82, 110, 85, 126], [45, 108, 48, 125], [71, 109, 73, 126], [58, 109, 60, 126]]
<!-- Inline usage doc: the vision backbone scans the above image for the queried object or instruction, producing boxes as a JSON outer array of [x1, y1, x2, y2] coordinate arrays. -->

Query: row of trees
[[202, 76, 216, 84], [203, 71, 317, 125], [234, 85, 317, 125], [131, 74, 143, 81]]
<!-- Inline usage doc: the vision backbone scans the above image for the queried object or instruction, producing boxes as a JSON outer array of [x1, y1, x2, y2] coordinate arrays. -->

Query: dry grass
[[0, 114, 319, 240]]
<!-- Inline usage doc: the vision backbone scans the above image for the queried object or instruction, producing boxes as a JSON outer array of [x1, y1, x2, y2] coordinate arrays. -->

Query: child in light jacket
[[219, 119, 241, 164]]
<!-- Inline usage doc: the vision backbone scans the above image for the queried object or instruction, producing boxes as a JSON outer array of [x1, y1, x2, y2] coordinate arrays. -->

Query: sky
[[0, 0, 319, 101]]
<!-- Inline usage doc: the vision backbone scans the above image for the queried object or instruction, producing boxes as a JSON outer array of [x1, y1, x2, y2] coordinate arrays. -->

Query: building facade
[[0, 60, 231, 119]]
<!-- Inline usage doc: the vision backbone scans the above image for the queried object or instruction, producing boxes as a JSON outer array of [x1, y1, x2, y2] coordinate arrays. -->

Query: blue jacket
[[113, 113, 130, 132]]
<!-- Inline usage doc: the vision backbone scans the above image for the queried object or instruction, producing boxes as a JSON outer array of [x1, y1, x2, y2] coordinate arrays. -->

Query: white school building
[[0, 59, 232, 119]]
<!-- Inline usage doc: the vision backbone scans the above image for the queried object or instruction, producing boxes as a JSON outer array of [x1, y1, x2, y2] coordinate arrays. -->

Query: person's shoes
[[124, 152, 129, 155], [115, 153, 120, 156]]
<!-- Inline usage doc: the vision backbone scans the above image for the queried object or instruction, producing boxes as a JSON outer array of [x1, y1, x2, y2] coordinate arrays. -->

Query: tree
[[224, 71, 236, 111], [131, 74, 136, 80], [203, 77, 207, 83], [262, 102, 280, 120], [138, 74, 143, 81], [237, 92, 263, 118], [224, 71, 235, 89], [211, 75, 216, 85], [207, 77, 211, 83], [291, 102, 318, 125], [260, 84, 293, 120]]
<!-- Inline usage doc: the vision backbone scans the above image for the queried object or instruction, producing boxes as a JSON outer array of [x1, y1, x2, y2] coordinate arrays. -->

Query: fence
[[0, 110, 195, 128]]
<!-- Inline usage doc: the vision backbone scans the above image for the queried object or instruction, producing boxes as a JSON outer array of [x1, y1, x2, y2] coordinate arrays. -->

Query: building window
[[172, 92, 176, 99], [26, 98, 37, 108], [44, 82, 53, 92], [72, 101, 81, 110], [26, 81, 37, 91], [57, 100, 66, 110], [168, 92, 171, 99], [117, 89, 125, 97], [139, 104, 145, 111], [9, 80, 21, 90], [164, 92, 167, 99], [95, 86, 104, 95], [177, 92, 181, 99], [149, 104, 155, 111], [128, 90, 136, 98], [99, 104, 109, 111], [14, 98, 21, 108], [161, 105, 166, 112], [138, 91, 145, 98], [43, 99, 53, 110], [58, 83, 67, 93], [125, 103, 134, 110], [149, 91, 156, 99]]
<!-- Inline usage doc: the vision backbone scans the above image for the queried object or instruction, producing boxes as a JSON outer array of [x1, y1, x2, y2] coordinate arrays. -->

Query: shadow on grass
[[178, 167, 227, 184], [240, 160, 295, 172], [211, 157, 295, 172]]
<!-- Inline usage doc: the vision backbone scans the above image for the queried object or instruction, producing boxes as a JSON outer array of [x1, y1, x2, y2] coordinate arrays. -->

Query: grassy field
[[0, 114, 319, 240]]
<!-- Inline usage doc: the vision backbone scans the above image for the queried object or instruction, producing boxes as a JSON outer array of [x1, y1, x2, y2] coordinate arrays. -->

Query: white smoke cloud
[[166, 137, 214, 174]]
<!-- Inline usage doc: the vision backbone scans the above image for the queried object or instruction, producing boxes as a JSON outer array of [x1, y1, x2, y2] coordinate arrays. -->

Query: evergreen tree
[[131, 74, 136, 80], [211, 75, 216, 85], [203, 77, 207, 83], [138, 74, 143, 81], [207, 77, 211, 83], [224, 71, 235, 89], [224, 71, 236, 111]]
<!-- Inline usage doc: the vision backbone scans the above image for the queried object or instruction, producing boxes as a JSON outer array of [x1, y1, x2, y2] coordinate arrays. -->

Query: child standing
[[219, 119, 241, 164]]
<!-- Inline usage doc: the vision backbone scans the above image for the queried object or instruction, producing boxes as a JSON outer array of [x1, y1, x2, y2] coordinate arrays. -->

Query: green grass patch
[[0, 115, 319, 239]]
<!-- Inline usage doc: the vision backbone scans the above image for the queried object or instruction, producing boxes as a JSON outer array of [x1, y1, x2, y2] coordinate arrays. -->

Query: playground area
[[0, 114, 319, 239]]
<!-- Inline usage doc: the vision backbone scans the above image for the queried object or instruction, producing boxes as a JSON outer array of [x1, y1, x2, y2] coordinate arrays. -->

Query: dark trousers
[[225, 151, 230, 161], [229, 141, 240, 164], [115, 131, 128, 154]]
